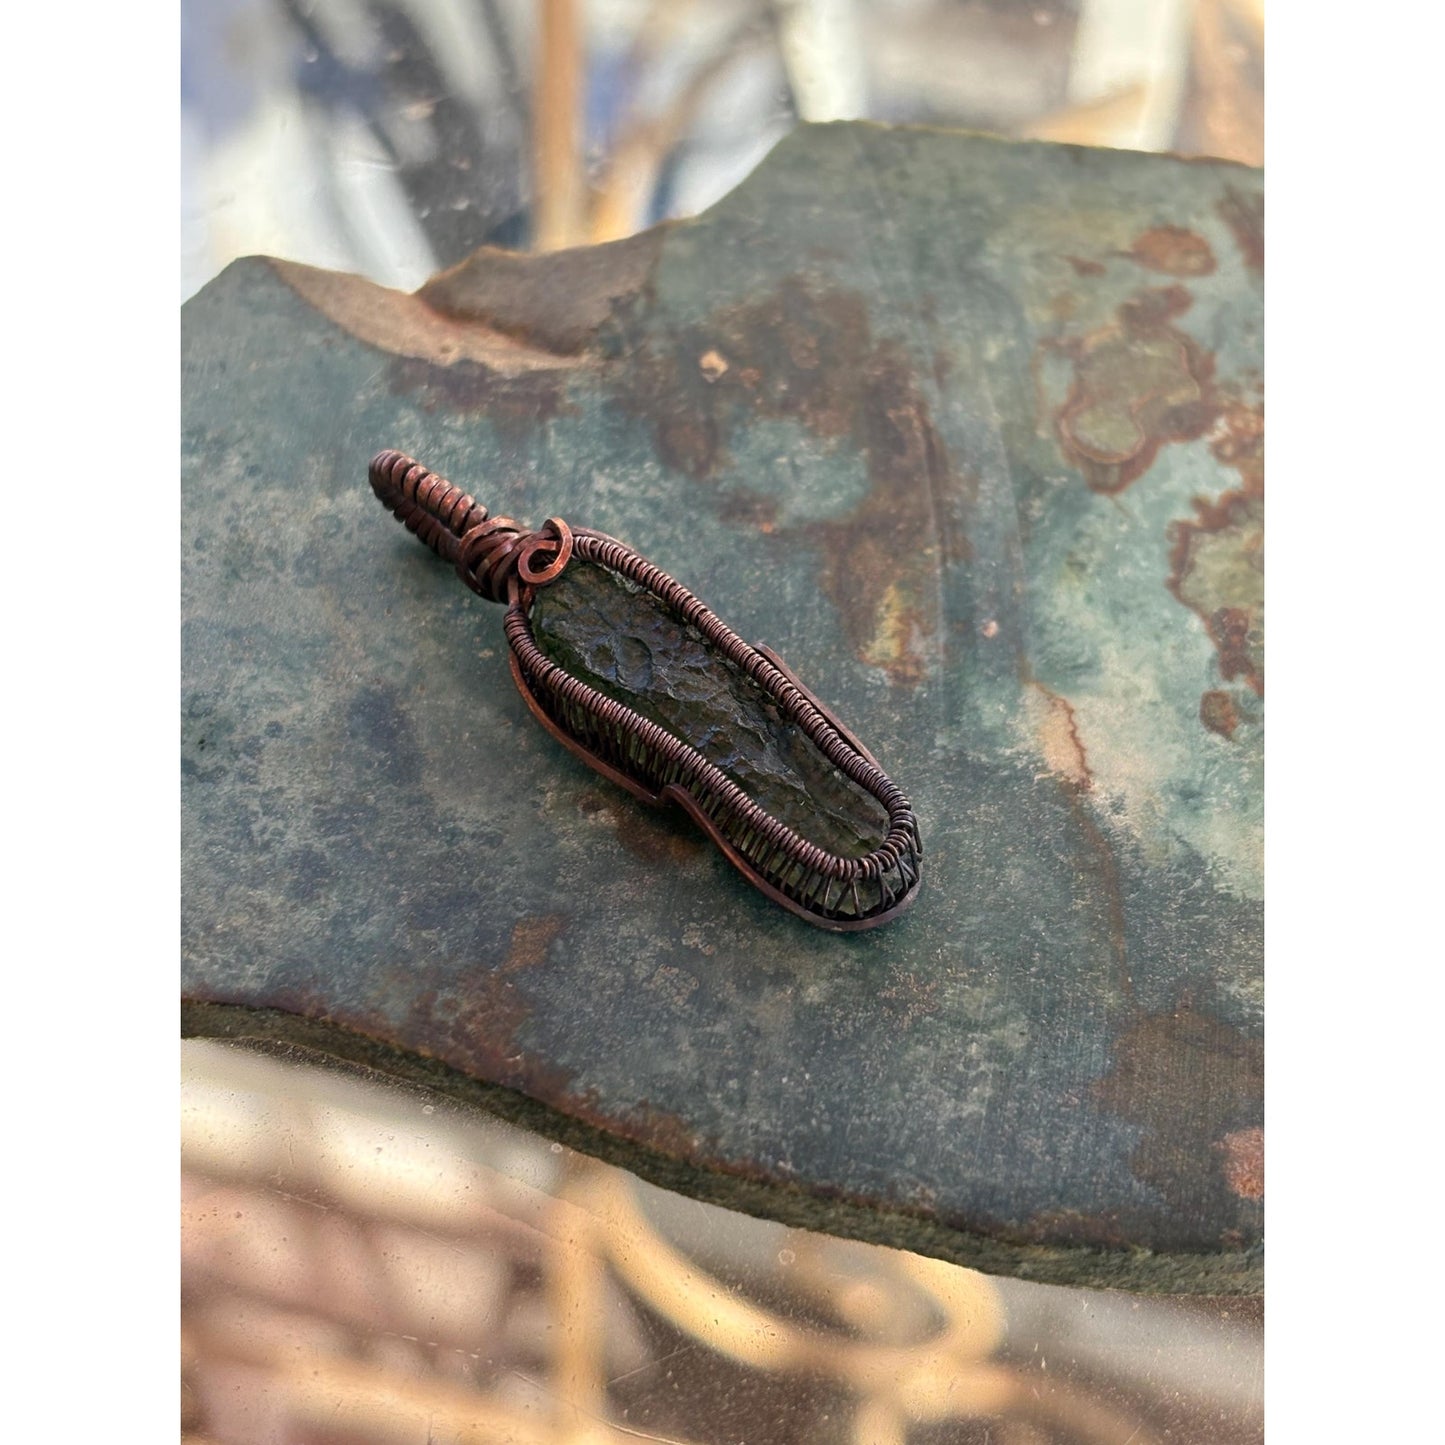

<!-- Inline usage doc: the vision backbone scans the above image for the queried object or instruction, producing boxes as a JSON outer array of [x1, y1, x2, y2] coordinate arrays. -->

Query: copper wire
[[369, 450, 922, 928]]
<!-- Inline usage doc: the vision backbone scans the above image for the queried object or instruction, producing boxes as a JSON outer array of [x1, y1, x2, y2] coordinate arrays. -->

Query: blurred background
[[181, 0, 1263, 298], [182, 4, 1264, 1439], [183, 1040, 1263, 1445]]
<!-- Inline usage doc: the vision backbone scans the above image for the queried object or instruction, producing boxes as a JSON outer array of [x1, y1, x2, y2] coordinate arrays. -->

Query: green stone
[[531, 560, 890, 860]]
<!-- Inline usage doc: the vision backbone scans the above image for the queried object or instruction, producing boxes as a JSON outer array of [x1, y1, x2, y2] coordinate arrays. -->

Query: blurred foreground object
[[182, 124, 1263, 1293], [181, 0, 1263, 297], [183, 1039, 1263, 1443]]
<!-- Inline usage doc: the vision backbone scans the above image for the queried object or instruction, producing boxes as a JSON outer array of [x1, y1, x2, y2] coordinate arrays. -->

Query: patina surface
[[182, 124, 1264, 1292]]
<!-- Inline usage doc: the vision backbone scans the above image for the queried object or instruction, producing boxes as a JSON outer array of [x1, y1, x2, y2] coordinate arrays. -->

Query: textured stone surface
[[182, 124, 1264, 1292], [532, 560, 890, 859]]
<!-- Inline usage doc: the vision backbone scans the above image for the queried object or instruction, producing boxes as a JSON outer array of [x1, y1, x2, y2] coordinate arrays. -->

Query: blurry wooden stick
[[1190, 0, 1264, 166], [534, 0, 585, 251], [589, 15, 763, 244], [591, 1168, 1010, 1400], [548, 1176, 609, 1441]]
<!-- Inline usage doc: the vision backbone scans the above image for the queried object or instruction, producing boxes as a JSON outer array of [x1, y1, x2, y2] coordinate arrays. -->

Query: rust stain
[[1210, 394, 1265, 491], [501, 915, 566, 973], [1168, 396, 1264, 695], [810, 365, 963, 688], [1026, 681, 1093, 791], [386, 356, 570, 441], [613, 806, 706, 866], [1094, 1001, 1263, 1233], [542, 1078, 728, 1170], [1126, 226, 1217, 277], [1013, 1207, 1133, 1251], [717, 487, 780, 533], [1218, 1126, 1264, 1200], [397, 915, 572, 1100], [599, 1096, 707, 1160], [1217, 185, 1264, 274], [271, 259, 584, 374], [577, 788, 704, 866], [612, 277, 970, 689], [1050, 286, 1218, 494], [1064, 255, 1107, 278], [1199, 689, 1241, 738], [1021, 674, 1131, 1004]]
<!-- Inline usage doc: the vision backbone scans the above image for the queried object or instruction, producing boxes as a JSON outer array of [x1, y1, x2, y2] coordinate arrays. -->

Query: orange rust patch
[[1199, 689, 1241, 738], [1028, 681, 1093, 791], [1128, 226, 1217, 277], [1218, 1126, 1264, 1200], [809, 371, 964, 689], [1118, 285, 1193, 329], [1065, 255, 1107, 278], [1020, 674, 1130, 1001], [1050, 286, 1218, 494], [502, 915, 565, 973]]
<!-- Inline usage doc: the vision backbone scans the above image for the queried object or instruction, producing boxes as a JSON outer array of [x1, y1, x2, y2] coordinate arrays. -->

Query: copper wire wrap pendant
[[369, 450, 923, 930]]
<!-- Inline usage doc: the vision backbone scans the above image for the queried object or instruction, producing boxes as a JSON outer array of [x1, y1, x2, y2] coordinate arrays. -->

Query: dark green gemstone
[[531, 560, 889, 859]]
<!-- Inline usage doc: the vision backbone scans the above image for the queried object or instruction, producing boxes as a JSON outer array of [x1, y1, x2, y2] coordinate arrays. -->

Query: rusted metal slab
[[182, 124, 1263, 1293]]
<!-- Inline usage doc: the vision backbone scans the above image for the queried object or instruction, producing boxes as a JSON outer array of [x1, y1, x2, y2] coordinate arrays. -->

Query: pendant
[[369, 450, 922, 930]]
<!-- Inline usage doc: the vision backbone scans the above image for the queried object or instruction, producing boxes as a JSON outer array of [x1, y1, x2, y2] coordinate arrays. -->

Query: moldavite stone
[[531, 560, 890, 859]]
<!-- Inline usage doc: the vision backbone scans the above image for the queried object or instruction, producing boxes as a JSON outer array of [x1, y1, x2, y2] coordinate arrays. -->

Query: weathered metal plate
[[182, 124, 1263, 1293]]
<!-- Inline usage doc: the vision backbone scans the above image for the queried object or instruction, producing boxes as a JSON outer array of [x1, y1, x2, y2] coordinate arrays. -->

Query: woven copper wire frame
[[370, 450, 922, 930]]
